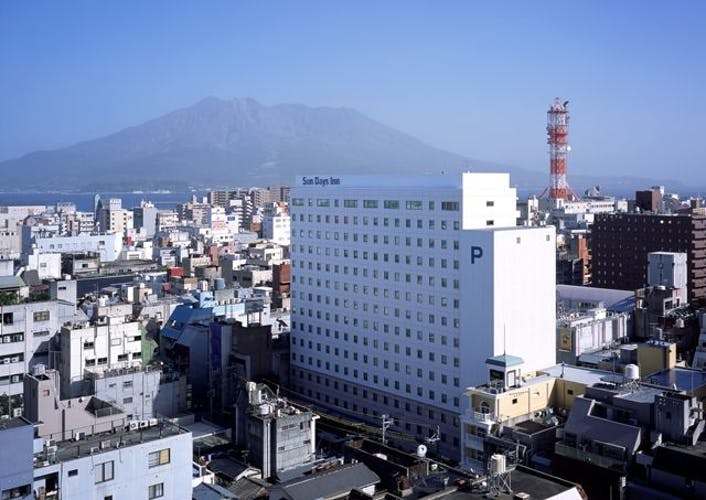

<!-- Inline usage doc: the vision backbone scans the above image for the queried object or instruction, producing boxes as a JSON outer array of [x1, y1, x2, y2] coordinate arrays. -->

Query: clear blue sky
[[1, 1, 704, 182]]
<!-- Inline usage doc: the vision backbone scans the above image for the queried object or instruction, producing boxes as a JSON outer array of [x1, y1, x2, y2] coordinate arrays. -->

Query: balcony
[[469, 411, 494, 423]]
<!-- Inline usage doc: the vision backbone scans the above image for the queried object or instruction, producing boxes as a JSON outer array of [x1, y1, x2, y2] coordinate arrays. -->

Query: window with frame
[[148, 448, 170, 467], [33, 310, 50, 322], [95, 460, 114, 483], [148, 483, 164, 499]]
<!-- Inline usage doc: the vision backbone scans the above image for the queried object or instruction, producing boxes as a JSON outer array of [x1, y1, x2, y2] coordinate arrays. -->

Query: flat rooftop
[[444, 465, 580, 499], [35, 421, 189, 467], [540, 364, 619, 387], [557, 284, 635, 313], [0, 417, 32, 430], [645, 367, 706, 393], [613, 386, 665, 404]]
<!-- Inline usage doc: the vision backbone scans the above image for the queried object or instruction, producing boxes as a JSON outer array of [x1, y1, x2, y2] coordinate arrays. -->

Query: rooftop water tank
[[624, 364, 640, 381], [489, 454, 506, 474]]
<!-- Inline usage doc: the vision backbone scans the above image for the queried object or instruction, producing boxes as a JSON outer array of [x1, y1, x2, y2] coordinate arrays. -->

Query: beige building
[[461, 355, 614, 471]]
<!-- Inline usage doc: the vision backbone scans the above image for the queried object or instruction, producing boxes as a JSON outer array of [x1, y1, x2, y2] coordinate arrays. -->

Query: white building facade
[[31, 232, 124, 262], [289, 173, 556, 459], [59, 313, 143, 398]]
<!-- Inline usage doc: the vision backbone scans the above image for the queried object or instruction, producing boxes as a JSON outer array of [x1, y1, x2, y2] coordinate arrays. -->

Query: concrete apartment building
[[59, 303, 143, 398], [0, 298, 76, 417], [591, 211, 706, 303], [289, 173, 556, 459], [134, 201, 159, 237], [236, 383, 318, 480], [97, 197, 134, 233], [0, 205, 46, 258]]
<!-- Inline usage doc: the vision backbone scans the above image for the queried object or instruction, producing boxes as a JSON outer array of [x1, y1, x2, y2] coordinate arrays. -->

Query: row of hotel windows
[[295, 270, 460, 288], [298, 253, 460, 269], [297, 303, 457, 327], [294, 271, 462, 295], [294, 232, 461, 251], [298, 289, 459, 308], [292, 198, 461, 211], [292, 371, 463, 415], [292, 347, 461, 382], [293, 214, 461, 230], [295, 306, 461, 327], [293, 326, 460, 347], [292, 347, 460, 370], [291, 358, 460, 405], [298, 362, 461, 387]]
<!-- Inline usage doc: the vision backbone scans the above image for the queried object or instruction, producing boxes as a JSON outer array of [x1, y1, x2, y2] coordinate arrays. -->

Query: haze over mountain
[[0, 97, 692, 194]]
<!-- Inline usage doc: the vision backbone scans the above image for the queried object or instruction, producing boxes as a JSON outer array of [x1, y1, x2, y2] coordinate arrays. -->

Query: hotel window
[[406, 200, 423, 210], [384, 200, 399, 209], [363, 200, 378, 208], [344, 199, 358, 208], [441, 201, 459, 211]]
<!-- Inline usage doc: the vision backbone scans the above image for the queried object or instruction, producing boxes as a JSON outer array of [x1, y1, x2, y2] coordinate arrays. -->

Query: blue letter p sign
[[471, 246, 483, 264]]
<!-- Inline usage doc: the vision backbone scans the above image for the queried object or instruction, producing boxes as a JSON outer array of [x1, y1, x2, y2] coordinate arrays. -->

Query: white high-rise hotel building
[[290, 173, 556, 458]]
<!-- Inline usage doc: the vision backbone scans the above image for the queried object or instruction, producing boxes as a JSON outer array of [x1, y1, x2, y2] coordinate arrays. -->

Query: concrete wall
[[0, 418, 34, 496]]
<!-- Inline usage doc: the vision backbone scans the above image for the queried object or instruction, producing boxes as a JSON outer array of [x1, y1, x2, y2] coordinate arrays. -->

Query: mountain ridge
[[0, 97, 695, 194]]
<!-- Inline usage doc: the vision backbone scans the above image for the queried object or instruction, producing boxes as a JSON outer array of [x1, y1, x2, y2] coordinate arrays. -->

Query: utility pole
[[381, 414, 394, 445]]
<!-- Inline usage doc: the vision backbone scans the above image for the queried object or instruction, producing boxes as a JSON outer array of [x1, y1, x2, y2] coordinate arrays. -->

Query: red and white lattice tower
[[547, 97, 573, 203]]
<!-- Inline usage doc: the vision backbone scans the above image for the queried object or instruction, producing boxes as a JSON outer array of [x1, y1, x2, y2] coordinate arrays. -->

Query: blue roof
[[486, 354, 524, 367], [161, 304, 213, 341]]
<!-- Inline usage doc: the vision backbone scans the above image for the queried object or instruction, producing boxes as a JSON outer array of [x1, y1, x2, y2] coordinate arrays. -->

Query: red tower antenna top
[[546, 97, 576, 205]]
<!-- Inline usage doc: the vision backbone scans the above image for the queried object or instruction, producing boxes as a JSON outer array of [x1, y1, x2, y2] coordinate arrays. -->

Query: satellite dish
[[416, 444, 428, 458]]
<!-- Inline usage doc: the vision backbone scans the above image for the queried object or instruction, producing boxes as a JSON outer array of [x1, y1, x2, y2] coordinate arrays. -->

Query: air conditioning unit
[[100, 440, 111, 450], [2, 359, 9, 364], [129, 421, 139, 431], [148, 418, 158, 427], [73, 431, 85, 441], [139, 420, 149, 429]]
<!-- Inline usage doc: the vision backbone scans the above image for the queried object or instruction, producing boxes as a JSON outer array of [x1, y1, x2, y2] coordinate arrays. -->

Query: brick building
[[591, 212, 706, 303]]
